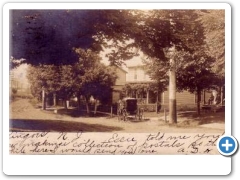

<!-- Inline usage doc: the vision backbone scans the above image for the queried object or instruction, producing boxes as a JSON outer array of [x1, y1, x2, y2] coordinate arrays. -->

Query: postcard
[[3, 2, 233, 175]]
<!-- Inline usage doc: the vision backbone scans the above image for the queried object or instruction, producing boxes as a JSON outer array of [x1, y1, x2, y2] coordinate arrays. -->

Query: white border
[[3, 3, 231, 175], [2, 2, 232, 9]]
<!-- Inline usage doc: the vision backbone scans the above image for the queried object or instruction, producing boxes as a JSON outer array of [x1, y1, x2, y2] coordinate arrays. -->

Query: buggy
[[117, 97, 144, 121]]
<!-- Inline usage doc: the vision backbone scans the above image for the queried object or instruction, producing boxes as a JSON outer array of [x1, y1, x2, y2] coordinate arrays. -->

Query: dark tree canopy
[[10, 10, 104, 67], [95, 10, 206, 66], [10, 10, 210, 68], [198, 10, 225, 75]]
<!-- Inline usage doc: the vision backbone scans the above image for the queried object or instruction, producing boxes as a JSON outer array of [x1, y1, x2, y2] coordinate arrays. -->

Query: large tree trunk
[[197, 89, 201, 115], [169, 55, 177, 124]]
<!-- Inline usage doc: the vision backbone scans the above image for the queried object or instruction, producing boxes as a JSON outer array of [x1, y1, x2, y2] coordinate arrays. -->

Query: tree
[[27, 48, 117, 114], [72, 48, 117, 114], [110, 10, 225, 117], [198, 10, 225, 75], [96, 10, 205, 63], [14, 10, 225, 119], [27, 65, 61, 109], [95, 10, 207, 123], [176, 51, 220, 115], [144, 10, 224, 117], [11, 10, 209, 67], [10, 10, 104, 68], [80, 62, 117, 114]]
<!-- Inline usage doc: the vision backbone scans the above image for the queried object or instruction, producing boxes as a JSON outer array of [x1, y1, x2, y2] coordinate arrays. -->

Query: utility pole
[[168, 46, 177, 124]]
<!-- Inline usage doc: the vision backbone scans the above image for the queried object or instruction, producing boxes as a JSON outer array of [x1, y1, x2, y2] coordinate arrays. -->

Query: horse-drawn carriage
[[117, 98, 144, 121]]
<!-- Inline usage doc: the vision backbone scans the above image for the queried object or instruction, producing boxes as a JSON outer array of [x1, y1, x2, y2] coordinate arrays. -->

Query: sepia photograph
[[8, 8, 226, 155]]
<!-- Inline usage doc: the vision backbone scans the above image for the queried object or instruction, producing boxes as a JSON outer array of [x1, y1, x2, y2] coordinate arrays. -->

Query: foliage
[[143, 57, 169, 91], [27, 65, 61, 99], [122, 81, 166, 98], [10, 10, 218, 67], [10, 10, 104, 67], [95, 10, 206, 65], [26, 48, 117, 109], [76, 49, 117, 104], [198, 10, 225, 75], [176, 51, 219, 92], [59, 48, 117, 104], [80, 62, 117, 104], [175, 50, 223, 115], [13, 9, 225, 115], [11, 10, 225, 71], [123, 83, 149, 97]]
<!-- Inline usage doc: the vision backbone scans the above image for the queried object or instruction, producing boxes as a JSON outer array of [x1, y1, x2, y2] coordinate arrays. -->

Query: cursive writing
[[9, 132, 223, 155]]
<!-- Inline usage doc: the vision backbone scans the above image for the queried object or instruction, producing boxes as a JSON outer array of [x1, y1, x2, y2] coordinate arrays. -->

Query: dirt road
[[10, 99, 225, 133]]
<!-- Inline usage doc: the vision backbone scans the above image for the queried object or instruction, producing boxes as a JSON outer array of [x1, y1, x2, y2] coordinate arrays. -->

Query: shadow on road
[[10, 119, 123, 132], [177, 111, 225, 125], [49, 108, 110, 118]]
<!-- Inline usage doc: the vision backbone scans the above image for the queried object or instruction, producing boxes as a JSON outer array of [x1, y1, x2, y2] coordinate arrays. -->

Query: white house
[[123, 58, 213, 111]]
